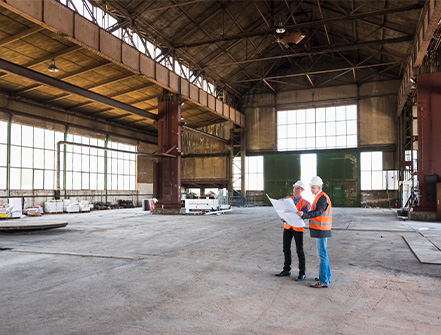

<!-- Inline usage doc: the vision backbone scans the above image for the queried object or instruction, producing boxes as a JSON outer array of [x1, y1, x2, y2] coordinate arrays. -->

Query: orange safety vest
[[284, 196, 310, 232], [309, 192, 332, 231]]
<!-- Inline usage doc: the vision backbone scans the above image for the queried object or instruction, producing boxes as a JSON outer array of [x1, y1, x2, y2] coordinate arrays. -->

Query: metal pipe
[[104, 135, 109, 204], [0, 106, 157, 145], [6, 114, 11, 198], [0, 193, 153, 199], [63, 125, 68, 199]]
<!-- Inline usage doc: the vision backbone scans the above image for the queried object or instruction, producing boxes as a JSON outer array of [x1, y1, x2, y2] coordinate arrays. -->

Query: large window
[[107, 141, 136, 191], [360, 152, 398, 190], [65, 134, 106, 190], [278, 105, 357, 151], [9, 124, 64, 190], [233, 156, 264, 191], [5, 122, 136, 191], [65, 136, 136, 191], [0, 121, 7, 189]]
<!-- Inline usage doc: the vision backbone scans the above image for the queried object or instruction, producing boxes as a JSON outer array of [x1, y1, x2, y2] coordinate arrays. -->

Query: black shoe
[[295, 274, 306, 281], [275, 270, 291, 277]]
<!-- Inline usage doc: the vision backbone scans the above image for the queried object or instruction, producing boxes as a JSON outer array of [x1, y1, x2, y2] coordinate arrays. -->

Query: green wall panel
[[263, 152, 359, 207], [264, 154, 300, 203], [317, 152, 359, 207]]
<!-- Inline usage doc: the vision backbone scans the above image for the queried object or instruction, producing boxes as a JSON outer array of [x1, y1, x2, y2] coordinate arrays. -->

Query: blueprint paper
[[267, 194, 305, 228]]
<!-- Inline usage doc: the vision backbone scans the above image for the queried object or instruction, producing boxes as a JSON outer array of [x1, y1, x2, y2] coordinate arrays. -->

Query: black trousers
[[282, 228, 305, 275]]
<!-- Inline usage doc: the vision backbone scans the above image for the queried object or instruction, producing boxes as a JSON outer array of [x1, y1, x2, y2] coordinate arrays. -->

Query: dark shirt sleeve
[[301, 203, 310, 212], [302, 195, 327, 219]]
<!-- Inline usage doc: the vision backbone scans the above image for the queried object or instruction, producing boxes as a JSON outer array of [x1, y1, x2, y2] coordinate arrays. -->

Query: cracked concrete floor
[[0, 207, 440, 335]]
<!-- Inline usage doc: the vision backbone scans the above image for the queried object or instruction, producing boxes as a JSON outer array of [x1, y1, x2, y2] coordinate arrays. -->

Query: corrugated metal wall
[[263, 152, 359, 207], [317, 152, 359, 207], [264, 154, 301, 200]]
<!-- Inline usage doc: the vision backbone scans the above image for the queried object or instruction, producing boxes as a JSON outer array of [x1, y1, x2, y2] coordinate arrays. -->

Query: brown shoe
[[310, 281, 328, 288]]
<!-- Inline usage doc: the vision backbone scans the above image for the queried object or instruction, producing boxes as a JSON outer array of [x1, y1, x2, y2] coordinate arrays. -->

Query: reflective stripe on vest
[[309, 192, 332, 231]]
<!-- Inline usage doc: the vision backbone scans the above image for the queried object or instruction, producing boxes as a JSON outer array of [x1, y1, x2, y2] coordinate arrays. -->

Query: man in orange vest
[[297, 176, 332, 288], [275, 180, 310, 281]]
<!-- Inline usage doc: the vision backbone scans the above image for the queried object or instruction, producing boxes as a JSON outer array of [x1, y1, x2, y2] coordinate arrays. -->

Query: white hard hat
[[293, 180, 306, 190], [310, 176, 323, 186]]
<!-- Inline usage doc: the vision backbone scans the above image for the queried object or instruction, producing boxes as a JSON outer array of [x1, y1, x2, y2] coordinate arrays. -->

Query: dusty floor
[[0, 207, 440, 335]]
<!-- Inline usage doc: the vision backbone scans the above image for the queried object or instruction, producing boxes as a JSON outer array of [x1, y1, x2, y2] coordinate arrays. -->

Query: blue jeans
[[315, 238, 331, 285]]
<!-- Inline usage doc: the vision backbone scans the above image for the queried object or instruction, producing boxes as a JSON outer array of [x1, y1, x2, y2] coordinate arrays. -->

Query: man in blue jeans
[[297, 176, 332, 288]]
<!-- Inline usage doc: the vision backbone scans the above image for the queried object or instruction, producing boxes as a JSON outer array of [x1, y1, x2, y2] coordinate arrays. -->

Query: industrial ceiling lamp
[[276, 22, 286, 34], [48, 59, 58, 72]]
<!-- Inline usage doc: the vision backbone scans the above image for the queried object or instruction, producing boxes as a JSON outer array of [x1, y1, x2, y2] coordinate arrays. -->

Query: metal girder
[[0, 45, 81, 84], [15, 61, 112, 94], [0, 58, 157, 121], [397, 0, 441, 116], [174, 3, 423, 48], [232, 61, 400, 83], [171, 0, 257, 82], [43, 77, 155, 105], [304, 0, 415, 36], [140, 0, 207, 14], [205, 36, 412, 68]]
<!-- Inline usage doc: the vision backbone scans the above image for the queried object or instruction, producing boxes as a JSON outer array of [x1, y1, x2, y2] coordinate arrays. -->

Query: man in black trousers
[[275, 180, 311, 281]]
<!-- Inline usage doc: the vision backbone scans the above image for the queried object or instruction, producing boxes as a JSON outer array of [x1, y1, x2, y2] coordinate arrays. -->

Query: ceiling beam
[[397, 0, 441, 115], [24, 45, 82, 68], [15, 61, 112, 94], [232, 61, 400, 83], [174, 3, 423, 48], [0, 58, 157, 120], [62, 90, 158, 111], [205, 36, 412, 68], [138, 0, 207, 13], [105, 113, 132, 121], [36, 73, 140, 103], [0, 45, 81, 83], [304, 0, 414, 36], [0, 26, 44, 47], [172, 0, 257, 81]]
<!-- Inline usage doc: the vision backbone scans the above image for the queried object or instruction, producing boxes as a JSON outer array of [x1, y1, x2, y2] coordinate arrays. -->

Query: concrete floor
[[1, 207, 440, 335]]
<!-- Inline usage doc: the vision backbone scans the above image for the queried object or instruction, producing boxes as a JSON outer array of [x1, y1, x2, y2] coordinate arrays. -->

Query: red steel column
[[416, 73, 441, 210], [154, 95, 182, 210]]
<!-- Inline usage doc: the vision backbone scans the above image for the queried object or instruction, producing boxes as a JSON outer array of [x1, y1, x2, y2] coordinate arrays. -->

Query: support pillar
[[153, 93, 182, 214], [240, 127, 246, 201], [415, 73, 441, 217]]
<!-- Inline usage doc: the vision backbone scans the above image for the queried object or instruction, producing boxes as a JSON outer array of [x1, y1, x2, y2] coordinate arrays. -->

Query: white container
[[80, 201, 90, 212], [44, 200, 63, 213]]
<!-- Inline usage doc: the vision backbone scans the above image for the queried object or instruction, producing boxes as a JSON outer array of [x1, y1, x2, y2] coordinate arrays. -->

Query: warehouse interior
[[0, 0, 440, 217], [0, 0, 440, 334]]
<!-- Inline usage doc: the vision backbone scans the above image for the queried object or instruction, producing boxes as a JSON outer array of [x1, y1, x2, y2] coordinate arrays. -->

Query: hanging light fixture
[[276, 22, 286, 34], [48, 59, 58, 72]]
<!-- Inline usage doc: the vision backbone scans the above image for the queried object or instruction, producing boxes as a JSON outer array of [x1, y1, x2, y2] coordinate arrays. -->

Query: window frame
[[277, 104, 358, 152]]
